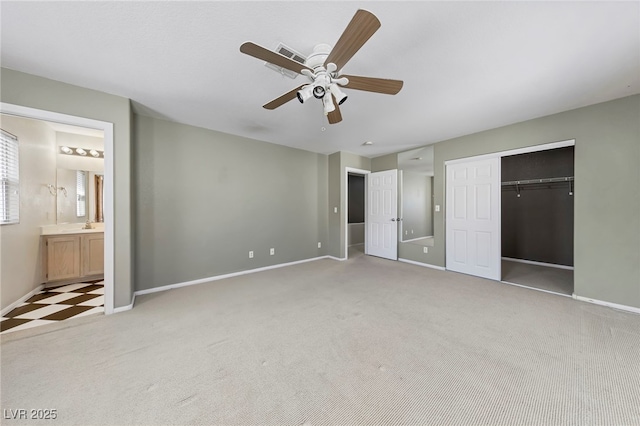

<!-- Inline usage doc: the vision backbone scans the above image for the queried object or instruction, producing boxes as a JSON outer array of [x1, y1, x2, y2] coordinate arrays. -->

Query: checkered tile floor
[[1, 281, 104, 334]]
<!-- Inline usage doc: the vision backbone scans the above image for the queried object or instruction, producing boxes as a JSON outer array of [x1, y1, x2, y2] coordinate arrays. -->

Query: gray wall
[[0, 115, 56, 310], [371, 153, 398, 173], [133, 115, 328, 290], [1, 68, 134, 309], [398, 94, 640, 309]]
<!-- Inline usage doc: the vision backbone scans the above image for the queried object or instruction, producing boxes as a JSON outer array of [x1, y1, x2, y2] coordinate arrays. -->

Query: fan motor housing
[[305, 44, 332, 71]]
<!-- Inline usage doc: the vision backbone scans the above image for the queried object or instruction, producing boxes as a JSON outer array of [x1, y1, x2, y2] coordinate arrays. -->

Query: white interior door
[[446, 157, 501, 280], [366, 169, 398, 260]]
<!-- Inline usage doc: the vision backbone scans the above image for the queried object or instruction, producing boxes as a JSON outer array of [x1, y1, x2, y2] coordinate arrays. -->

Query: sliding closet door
[[446, 157, 501, 280]]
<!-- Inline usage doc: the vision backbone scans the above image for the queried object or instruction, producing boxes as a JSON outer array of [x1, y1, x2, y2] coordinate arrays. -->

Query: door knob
[[391, 218, 396, 221]]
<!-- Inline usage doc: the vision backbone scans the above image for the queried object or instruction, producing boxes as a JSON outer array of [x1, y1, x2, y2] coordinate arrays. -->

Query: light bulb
[[323, 92, 335, 115]]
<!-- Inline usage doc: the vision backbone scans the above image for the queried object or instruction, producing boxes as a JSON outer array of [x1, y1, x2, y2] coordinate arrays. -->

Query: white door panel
[[366, 169, 398, 260], [446, 158, 500, 280]]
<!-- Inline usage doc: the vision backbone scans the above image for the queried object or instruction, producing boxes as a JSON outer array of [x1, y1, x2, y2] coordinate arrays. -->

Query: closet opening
[[500, 146, 574, 296]]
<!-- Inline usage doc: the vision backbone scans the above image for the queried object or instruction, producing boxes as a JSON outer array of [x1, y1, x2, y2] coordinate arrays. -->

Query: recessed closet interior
[[501, 146, 575, 295]]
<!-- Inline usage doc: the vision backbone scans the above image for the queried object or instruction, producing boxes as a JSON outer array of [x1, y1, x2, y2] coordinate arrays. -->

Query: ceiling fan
[[240, 9, 403, 124]]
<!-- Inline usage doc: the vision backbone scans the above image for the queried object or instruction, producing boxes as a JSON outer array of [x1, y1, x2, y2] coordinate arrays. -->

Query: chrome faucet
[[83, 220, 93, 230]]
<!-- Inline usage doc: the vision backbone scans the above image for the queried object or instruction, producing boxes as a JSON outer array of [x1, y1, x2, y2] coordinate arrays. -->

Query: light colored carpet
[[502, 259, 574, 295], [2, 251, 639, 425]]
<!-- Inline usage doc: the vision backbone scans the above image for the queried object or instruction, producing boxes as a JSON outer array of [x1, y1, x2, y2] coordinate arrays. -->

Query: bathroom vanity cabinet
[[42, 232, 104, 284], [82, 233, 105, 277]]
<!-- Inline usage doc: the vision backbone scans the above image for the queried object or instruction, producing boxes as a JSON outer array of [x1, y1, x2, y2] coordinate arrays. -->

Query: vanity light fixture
[[59, 146, 104, 158]]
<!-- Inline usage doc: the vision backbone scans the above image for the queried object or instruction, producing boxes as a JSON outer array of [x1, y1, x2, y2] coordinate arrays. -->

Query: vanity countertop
[[41, 224, 105, 236]]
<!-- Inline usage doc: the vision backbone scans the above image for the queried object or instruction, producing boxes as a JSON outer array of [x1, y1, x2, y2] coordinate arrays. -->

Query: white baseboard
[[327, 256, 347, 261], [348, 243, 365, 247], [113, 295, 136, 313], [573, 294, 640, 315], [402, 236, 434, 243], [134, 256, 331, 297], [501, 280, 571, 298], [1, 284, 45, 317], [502, 257, 574, 270], [398, 258, 446, 271]]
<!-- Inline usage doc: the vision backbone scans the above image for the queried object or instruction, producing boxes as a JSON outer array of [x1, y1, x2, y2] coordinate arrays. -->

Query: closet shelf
[[501, 176, 574, 186]]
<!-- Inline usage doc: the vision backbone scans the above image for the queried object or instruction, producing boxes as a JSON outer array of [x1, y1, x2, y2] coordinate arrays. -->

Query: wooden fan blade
[[327, 96, 343, 124], [240, 42, 314, 75], [263, 85, 305, 110], [324, 9, 381, 71], [341, 75, 403, 95]]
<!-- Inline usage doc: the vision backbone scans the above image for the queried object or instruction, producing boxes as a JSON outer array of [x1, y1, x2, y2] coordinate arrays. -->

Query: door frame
[[345, 167, 370, 259], [1, 102, 115, 315], [444, 139, 575, 280]]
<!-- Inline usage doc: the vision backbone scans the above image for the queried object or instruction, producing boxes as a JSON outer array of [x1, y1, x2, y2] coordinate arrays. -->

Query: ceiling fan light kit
[[323, 92, 335, 115], [297, 85, 314, 103], [240, 9, 403, 124]]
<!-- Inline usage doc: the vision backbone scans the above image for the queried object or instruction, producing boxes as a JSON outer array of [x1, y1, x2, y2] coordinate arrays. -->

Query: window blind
[[1, 129, 19, 225]]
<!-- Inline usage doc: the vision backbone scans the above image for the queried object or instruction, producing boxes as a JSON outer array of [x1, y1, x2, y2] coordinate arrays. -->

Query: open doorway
[[347, 173, 365, 258], [0, 103, 114, 335], [345, 167, 370, 259], [500, 146, 574, 295]]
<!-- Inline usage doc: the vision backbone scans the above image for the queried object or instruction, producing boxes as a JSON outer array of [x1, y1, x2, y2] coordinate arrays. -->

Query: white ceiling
[[2, 1, 638, 158]]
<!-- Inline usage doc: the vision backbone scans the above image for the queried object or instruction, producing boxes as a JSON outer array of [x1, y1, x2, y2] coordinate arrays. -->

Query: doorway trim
[[345, 167, 370, 259], [1, 102, 115, 315]]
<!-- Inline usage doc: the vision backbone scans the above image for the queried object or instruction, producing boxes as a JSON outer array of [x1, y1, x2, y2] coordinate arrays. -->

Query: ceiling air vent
[[264, 43, 307, 79]]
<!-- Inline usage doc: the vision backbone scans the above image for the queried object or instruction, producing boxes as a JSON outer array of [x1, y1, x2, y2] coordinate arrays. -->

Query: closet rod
[[501, 176, 574, 186]]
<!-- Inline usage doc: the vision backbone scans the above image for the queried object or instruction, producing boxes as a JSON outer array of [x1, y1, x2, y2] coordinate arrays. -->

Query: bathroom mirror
[[398, 145, 435, 247], [56, 168, 104, 224]]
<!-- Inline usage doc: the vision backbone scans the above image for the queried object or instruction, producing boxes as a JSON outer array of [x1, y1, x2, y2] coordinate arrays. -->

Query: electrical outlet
[[435, 205, 440, 212], [423, 247, 428, 254], [405, 230, 408, 235], [270, 248, 275, 255], [318, 242, 322, 248], [249, 251, 254, 259], [334, 207, 338, 213]]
